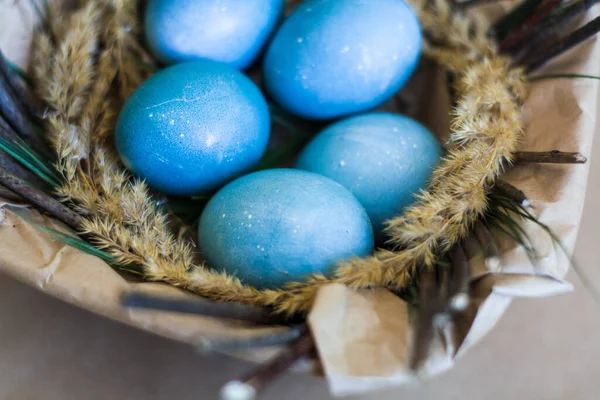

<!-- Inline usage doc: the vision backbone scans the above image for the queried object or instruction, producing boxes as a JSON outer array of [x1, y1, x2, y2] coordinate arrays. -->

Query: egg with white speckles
[[198, 169, 374, 289], [263, 0, 422, 120], [116, 61, 270, 196], [295, 113, 442, 241], [145, 0, 285, 69]]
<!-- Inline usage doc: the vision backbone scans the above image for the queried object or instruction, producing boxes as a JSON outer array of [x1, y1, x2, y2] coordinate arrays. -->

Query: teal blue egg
[[116, 61, 270, 196], [295, 113, 443, 241], [198, 169, 374, 289], [263, 0, 422, 120], [145, 0, 285, 69]]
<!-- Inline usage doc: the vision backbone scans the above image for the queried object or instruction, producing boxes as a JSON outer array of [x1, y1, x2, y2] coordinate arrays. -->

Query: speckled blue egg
[[263, 0, 422, 120], [198, 169, 374, 289], [145, 0, 285, 69], [295, 113, 442, 240], [116, 61, 270, 196]]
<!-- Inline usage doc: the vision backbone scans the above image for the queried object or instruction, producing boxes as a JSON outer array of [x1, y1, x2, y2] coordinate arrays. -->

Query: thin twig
[[408, 269, 440, 371], [0, 116, 59, 187], [0, 74, 47, 158], [449, 244, 471, 312], [121, 292, 291, 325], [498, 0, 562, 53], [515, 150, 587, 163], [456, 0, 502, 9], [0, 165, 82, 230], [529, 73, 600, 81], [514, 0, 600, 63], [494, 179, 530, 207], [220, 333, 315, 400], [197, 325, 308, 352], [490, 0, 544, 40], [0, 149, 49, 190], [0, 50, 39, 118], [526, 16, 600, 73], [473, 220, 501, 271]]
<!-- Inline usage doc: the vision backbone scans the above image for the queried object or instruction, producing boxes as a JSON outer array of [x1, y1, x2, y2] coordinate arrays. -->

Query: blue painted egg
[[263, 0, 422, 120], [116, 61, 270, 196], [295, 113, 442, 240], [145, 0, 285, 69], [198, 169, 374, 289]]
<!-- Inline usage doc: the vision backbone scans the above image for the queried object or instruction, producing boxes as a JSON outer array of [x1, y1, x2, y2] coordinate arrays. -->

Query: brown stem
[[526, 15, 600, 73], [0, 165, 82, 230], [0, 117, 55, 188], [220, 333, 315, 400], [494, 179, 529, 207], [449, 243, 471, 311], [121, 291, 292, 325], [0, 150, 49, 190], [515, 150, 587, 164], [498, 0, 562, 53], [456, 0, 502, 9], [491, 0, 544, 41], [408, 269, 441, 371], [197, 325, 308, 352], [0, 75, 48, 159], [462, 233, 481, 260], [512, 0, 600, 65], [473, 220, 501, 271], [0, 50, 40, 119]]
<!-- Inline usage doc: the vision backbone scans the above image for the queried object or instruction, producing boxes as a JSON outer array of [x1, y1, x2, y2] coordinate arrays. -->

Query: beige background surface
[[0, 126, 598, 400]]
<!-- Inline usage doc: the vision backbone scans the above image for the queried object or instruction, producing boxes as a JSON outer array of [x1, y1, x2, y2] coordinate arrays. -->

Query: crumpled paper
[[0, 1, 598, 397]]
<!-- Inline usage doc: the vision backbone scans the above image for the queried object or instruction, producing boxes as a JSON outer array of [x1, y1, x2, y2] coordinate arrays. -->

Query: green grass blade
[[36, 224, 116, 263], [14, 213, 145, 276], [28, 0, 45, 21], [487, 190, 600, 301], [0, 136, 59, 186], [14, 140, 60, 181], [529, 73, 600, 82]]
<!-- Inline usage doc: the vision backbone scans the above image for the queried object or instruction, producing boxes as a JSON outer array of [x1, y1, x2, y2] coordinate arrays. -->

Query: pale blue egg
[[263, 0, 422, 120], [116, 61, 270, 196], [145, 0, 285, 69], [295, 113, 442, 241], [198, 169, 374, 289]]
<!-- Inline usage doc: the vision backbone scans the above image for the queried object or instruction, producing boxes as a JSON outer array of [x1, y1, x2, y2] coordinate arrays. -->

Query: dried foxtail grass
[[32, 0, 525, 316]]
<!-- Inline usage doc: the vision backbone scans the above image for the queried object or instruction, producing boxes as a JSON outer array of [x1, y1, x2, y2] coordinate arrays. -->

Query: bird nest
[[0, 0, 597, 394]]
